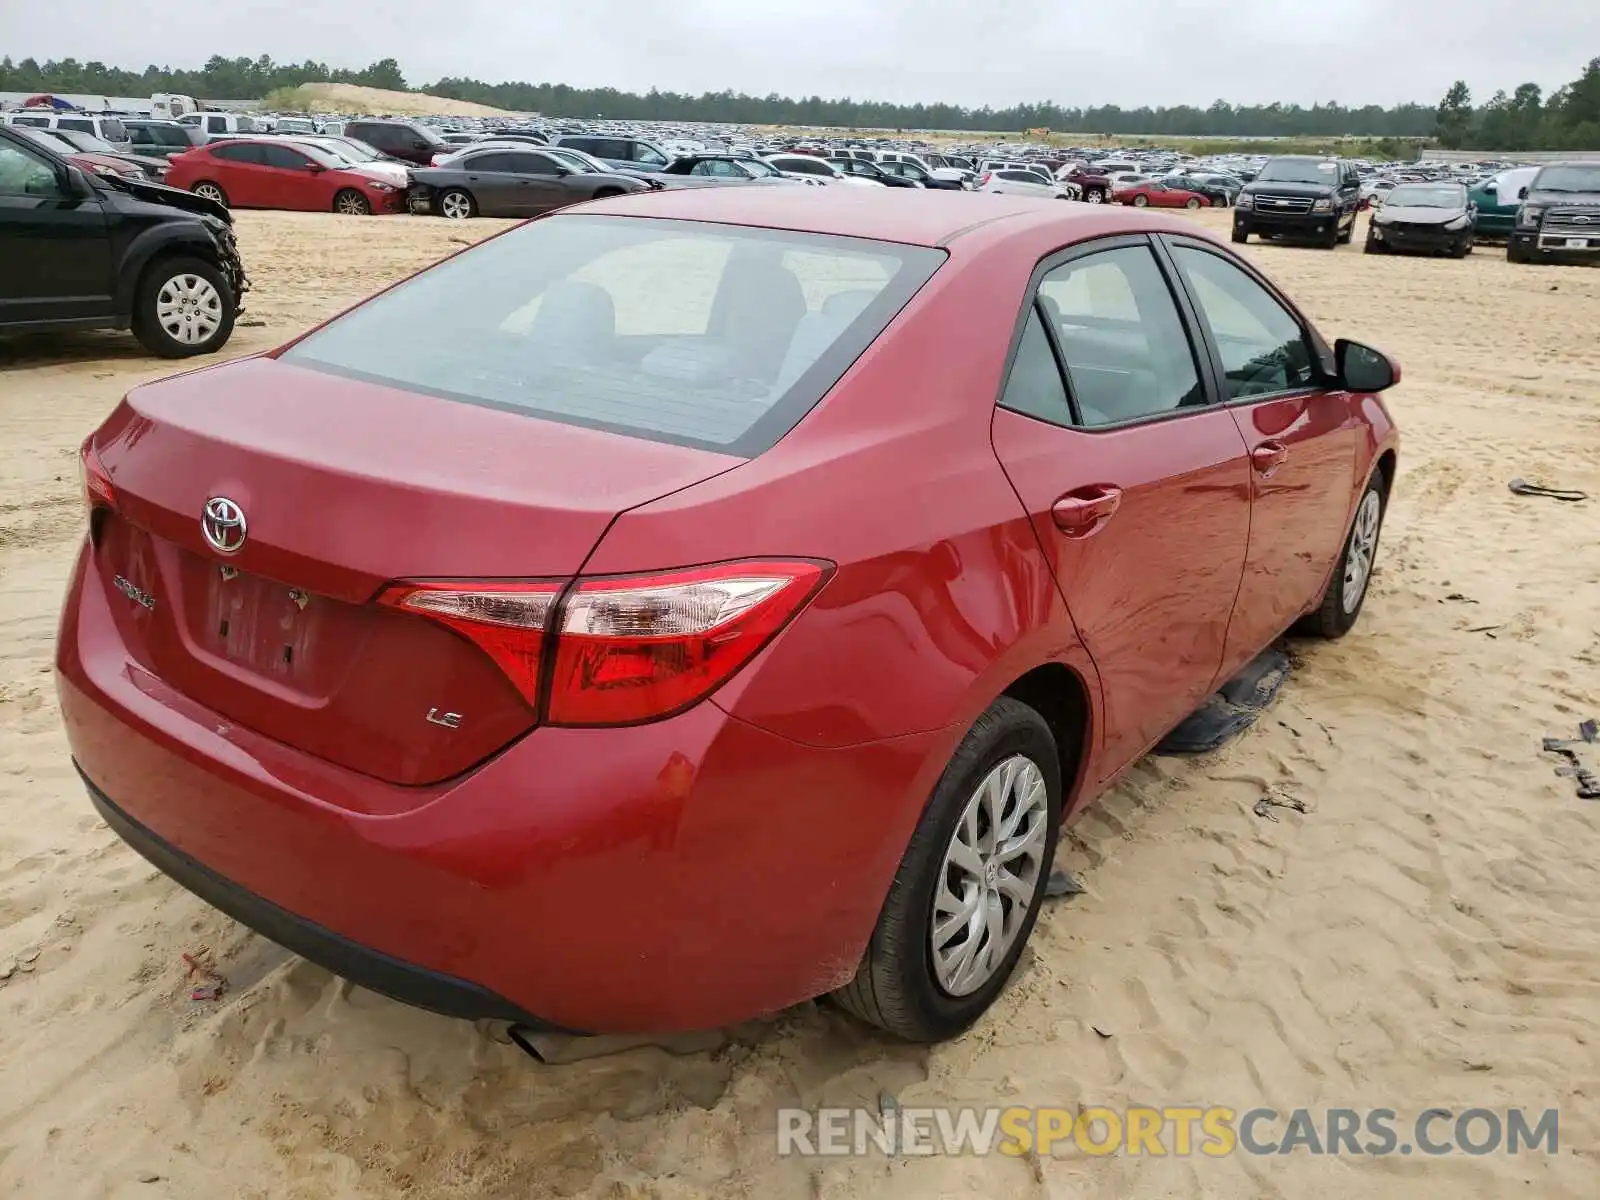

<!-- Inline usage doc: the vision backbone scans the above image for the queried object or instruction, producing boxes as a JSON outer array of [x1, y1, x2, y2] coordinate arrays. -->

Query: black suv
[[343, 119, 449, 166], [1234, 156, 1362, 248], [0, 125, 248, 357], [1507, 162, 1600, 264]]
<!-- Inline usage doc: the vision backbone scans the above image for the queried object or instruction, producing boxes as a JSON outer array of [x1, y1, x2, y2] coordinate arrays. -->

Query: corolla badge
[[201, 496, 248, 555]]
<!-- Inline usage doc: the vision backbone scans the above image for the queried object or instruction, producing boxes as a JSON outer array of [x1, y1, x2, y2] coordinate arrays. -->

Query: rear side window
[[59, 118, 94, 133], [282, 215, 945, 455], [210, 142, 264, 164], [1000, 309, 1074, 426], [1037, 246, 1204, 427]]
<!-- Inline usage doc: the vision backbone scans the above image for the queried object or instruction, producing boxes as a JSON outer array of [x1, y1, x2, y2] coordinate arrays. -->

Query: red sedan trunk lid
[[89, 357, 741, 785]]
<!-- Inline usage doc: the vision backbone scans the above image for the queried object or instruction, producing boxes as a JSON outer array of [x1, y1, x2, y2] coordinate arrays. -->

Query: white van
[[151, 94, 200, 120], [2, 110, 133, 153], [177, 112, 263, 142]]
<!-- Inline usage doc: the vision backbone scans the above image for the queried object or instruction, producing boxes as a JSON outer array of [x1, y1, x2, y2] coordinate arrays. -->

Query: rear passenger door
[[989, 237, 1253, 783], [1162, 237, 1358, 671], [205, 142, 268, 206]]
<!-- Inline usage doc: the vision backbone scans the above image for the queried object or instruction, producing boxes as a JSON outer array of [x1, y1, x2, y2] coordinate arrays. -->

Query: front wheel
[[1231, 227, 1249, 244], [1132, 194, 1149, 207], [1301, 474, 1387, 638], [831, 697, 1061, 1042], [438, 188, 476, 220], [1364, 237, 1387, 254], [334, 188, 371, 216], [131, 256, 236, 358]]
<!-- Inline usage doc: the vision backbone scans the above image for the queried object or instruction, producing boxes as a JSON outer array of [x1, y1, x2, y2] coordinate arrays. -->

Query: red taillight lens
[[80, 439, 116, 512], [548, 560, 827, 726], [378, 581, 562, 703], [978, 172, 992, 186]]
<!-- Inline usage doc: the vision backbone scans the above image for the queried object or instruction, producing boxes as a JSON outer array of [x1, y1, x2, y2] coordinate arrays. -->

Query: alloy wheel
[[1342, 490, 1382, 613], [154, 274, 223, 346], [194, 184, 224, 204], [441, 192, 472, 219], [931, 755, 1049, 997], [336, 191, 369, 216]]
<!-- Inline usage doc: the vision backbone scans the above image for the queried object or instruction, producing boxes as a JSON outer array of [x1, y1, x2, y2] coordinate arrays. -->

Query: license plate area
[[1566, 237, 1591, 249], [189, 558, 336, 685]]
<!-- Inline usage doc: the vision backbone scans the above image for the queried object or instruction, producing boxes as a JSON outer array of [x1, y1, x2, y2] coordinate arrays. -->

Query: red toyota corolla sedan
[[1116, 179, 1212, 209], [164, 138, 405, 215], [58, 189, 1398, 1043]]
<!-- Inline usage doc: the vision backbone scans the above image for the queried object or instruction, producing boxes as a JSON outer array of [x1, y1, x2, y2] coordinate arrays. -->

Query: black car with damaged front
[[1233, 155, 1362, 248], [1365, 182, 1476, 257], [1507, 162, 1600, 264], [0, 124, 248, 357]]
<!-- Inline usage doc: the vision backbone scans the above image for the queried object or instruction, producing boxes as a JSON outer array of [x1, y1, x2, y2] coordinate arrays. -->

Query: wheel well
[[593, 187, 623, 198], [1374, 449, 1397, 496], [1002, 664, 1091, 802], [126, 244, 220, 316]]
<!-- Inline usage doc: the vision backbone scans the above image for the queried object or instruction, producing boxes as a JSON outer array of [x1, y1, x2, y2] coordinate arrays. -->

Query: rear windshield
[[282, 215, 945, 455]]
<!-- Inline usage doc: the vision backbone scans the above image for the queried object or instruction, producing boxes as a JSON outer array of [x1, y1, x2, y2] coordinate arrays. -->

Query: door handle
[[1251, 441, 1289, 475], [1051, 485, 1123, 538]]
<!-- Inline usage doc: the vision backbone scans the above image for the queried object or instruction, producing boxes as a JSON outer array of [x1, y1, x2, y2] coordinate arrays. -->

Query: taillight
[[547, 560, 827, 726], [80, 438, 116, 512], [378, 581, 562, 703], [380, 561, 827, 724], [978, 172, 992, 186]]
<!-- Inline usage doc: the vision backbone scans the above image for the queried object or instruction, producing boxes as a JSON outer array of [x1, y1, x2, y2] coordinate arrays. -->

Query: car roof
[[577, 187, 1211, 251]]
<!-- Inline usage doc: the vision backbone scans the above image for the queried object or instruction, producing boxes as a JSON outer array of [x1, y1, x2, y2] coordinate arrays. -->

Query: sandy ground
[[1, 206, 1598, 1199]]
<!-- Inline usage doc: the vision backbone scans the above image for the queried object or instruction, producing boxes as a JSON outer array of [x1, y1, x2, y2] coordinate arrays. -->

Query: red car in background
[[164, 138, 405, 215], [58, 190, 1399, 1044], [1115, 179, 1212, 209]]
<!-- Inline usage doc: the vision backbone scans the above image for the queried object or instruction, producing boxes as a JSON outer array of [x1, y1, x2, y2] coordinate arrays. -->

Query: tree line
[[1435, 58, 1600, 150], [2, 52, 1597, 146]]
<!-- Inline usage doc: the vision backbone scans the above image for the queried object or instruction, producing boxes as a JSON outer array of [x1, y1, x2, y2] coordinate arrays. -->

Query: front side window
[[99, 119, 127, 142], [1171, 245, 1316, 400], [0, 142, 62, 197], [1036, 245, 1204, 427], [281, 215, 945, 455], [259, 144, 312, 170], [632, 144, 668, 167]]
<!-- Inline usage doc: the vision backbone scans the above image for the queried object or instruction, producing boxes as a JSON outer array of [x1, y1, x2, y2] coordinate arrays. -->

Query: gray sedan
[[407, 148, 654, 219]]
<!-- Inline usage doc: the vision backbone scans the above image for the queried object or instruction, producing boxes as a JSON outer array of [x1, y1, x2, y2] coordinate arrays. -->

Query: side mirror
[[305, 162, 326, 173], [1336, 339, 1399, 393], [1482, 183, 1496, 195], [1517, 186, 1529, 200], [63, 165, 96, 197]]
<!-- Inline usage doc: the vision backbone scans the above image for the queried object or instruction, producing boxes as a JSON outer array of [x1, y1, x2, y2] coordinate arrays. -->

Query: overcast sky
[[3, 0, 1596, 109]]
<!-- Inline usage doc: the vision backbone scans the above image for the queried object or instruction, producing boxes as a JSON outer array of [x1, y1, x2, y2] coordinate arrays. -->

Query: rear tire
[[831, 697, 1061, 1042], [131, 255, 235, 359], [1132, 194, 1149, 207], [334, 188, 371, 216], [1300, 473, 1387, 639], [593, 187, 624, 199], [191, 181, 228, 207], [1085, 188, 1105, 204]]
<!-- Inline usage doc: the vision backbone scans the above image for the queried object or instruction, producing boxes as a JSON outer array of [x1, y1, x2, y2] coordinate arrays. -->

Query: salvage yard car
[[407, 147, 652, 218], [1506, 162, 1600, 264], [1364, 182, 1476, 257], [164, 139, 407, 215], [58, 189, 1398, 1044], [1234, 155, 1362, 248], [0, 124, 247, 356]]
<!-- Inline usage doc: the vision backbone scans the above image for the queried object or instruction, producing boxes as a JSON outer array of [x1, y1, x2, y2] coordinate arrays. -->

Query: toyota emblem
[[201, 496, 248, 555]]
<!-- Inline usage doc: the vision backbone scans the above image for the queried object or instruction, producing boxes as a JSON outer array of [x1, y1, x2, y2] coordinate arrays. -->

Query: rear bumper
[[82, 767, 556, 1027], [58, 539, 944, 1032]]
